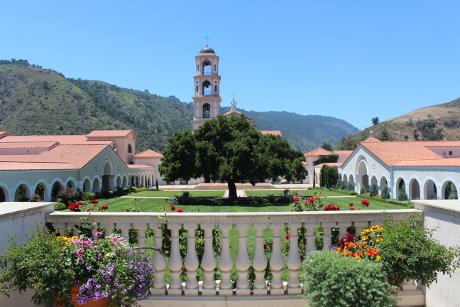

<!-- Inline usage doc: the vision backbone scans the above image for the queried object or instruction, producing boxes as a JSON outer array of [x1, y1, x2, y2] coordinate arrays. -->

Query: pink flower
[[76, 257, 84, 265], [95, 231, 103, 238], [98, 253, 103, 261], [76, 248, 84, 256]]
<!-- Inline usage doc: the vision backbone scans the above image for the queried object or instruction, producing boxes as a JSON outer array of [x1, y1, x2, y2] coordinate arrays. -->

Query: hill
[[337, 97, 460, 149], [0, 59, 359, 152]]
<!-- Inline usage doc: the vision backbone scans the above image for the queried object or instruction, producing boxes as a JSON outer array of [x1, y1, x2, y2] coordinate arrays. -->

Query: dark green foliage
[[300, 251, 397, 307], [443, 118, 460, 128], [54, 202, 66, 210], [176, 195, 292, 206], [160, 116, 305, 198], [313, 153, 338, 166], [319, 165, 338, 188], [360, 185, 369, 195], [381, 186, 391, 199], [380, 215, 460, 286], [398, 186, 408, 201], [369, 182, 378, 197], [416, 119, 444, 140], [348, 181, 355, 192], [321, 142, 333, 151], [372, 117, 380, 125], [0, 227, 75, 306], [380, 128, 390, 141]]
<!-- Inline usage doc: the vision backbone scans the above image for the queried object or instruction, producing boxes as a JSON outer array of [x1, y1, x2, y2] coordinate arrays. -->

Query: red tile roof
[[86, 130, 133, 138], [305, 147, 332, 157], [0, 135, 112, 145], [134, 149, 163, 159], [260, 130, 282, 136], [0, 132, 9, 139]]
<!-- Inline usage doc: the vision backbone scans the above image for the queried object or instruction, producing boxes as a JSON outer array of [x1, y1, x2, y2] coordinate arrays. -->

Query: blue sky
[[1, 0, 459, 129]]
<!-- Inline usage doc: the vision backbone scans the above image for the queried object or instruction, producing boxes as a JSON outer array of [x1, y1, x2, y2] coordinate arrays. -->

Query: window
[[449, 151, 453, 156], [128, 144, 132, 153], [202, 80, 211, 96], [202, 60, 211, 75], [203, 103, 211, 118]]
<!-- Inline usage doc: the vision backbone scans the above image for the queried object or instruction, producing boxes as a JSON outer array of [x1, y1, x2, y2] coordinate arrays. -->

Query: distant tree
[[337, 136, 358, 150], [416, 119, 443, 141], [398, 186, 408, 201], [407, 117, 414, 126], [404, 135, 409, 141], [144, 89, 150, 93], [372, 117, 380, 125], [321, 142, 333, 151], [369, 182, 379, 197], [380, 128, 390, 141], [160, 115, 305, 198], [413, 130, 420, 141], [381, 186, 390, 199], [319, 165, 338, 188]]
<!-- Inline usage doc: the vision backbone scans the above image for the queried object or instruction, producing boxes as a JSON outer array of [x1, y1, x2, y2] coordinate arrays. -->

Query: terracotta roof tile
[[127, 164, 154, 169], [134, 149, 163, 159], [86, 130, 133, 138], [305, 147, 331, 157], [0, 141, 59, 149], [0, 135, 112, 145], [260, 130, 282, 136]]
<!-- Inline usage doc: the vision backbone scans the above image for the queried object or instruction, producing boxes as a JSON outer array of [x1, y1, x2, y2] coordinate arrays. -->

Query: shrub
[[347, 182, 355, 192], [381, 186, 390, 199], [397, 186, 408, 201], [300, 251, 397, 307], [380, 215, 460, 286], [57, 187, 80, 205], [54, 202, 67, 211], [82, 192, 96, 200], [369, 182, 378, 197]]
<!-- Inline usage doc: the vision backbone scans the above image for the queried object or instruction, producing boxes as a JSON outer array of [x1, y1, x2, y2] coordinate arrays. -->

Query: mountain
[[337, 97, 460, 150], [0, 59, 359, 152]]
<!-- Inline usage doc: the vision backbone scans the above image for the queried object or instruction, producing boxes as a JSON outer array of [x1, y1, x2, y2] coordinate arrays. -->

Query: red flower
[[170, 204, 176, 211], [69, 203, 77, 211], [76, 202, 84, 207], [350, 207, 356, 210], [349, 203, 354, 207], [324, 204, 340, 211], [308, 197, 315, 204], [361, 199, 370, 207], [91, 199, 99, 204], [177, 208, 184, 212], [285, 233, 291, 240], [263, 243, 268, 250], [102, 204, 108, 210], [293, 197, 300, 203]]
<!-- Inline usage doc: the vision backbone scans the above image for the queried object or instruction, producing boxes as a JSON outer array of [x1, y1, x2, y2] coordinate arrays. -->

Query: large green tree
[[159, 115, 305, 198]]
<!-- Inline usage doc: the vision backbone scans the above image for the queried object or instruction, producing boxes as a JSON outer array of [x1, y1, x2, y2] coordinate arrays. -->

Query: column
[[322, 224, 332, 250], [201, 224, 217, 295], [218, 224, 233, 296], [287, 223, 302, 294], [168, 224, 183, 295], [235, 224, 250, 296], [151, 224, 166, 295], [184, 223, 199, 296], [253, 223, 268, 295], [305, 224, 316, 255], [270, 224, 284, 295]]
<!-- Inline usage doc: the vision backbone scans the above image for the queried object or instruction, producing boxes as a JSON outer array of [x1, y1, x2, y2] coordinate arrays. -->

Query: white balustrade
[[46, 210, 421, 298]]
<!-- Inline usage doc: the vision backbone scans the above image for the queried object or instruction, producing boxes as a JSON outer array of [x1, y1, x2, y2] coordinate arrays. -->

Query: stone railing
[[46, 210, 421, 297]]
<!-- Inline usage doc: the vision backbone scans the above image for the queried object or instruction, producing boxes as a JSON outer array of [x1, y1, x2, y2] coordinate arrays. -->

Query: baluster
[[270, 223, 284, 295], [184, 223, 199, 296], [151, 224, 166, 295], [117, 223, 129, 240], [322, 224, 332, 250], [201, 223, 217, 295], [99, 222, 114, 237], [168, 224, 183, 295], [287, 223, 302, 294], [137, 224, 147, 248], [253, 223, 268, 295], [338, 222, 349, 240], [235, 224, 250, 296], [355, 222, 368, 239], [305, 224, 316, 254], [218, 224, 233, 296]]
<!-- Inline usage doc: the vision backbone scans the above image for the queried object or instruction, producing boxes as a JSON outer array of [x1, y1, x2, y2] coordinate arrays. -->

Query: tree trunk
[[227, 181, 238, 199]]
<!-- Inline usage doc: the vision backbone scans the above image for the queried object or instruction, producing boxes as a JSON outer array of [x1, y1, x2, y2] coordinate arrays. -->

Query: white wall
[[414, 200, 460, 307]]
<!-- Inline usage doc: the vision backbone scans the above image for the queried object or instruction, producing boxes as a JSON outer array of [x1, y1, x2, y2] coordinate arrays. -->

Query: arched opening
[[66, 180, 76, 191], [122, 176, 128, 188], [349, 174, 354, 184], [424, 179, 437, 200], [442, 181, 458, 199], [357, 161, 369, 192], [51, 181, 63, 201], [128, 144, 133, 154], [92, 178, 101, 193], [131, 175, 135, 186], [379, 176, 388, 191], [342, 175, 348, 183], [202, 60, 212, 75], [409, 179, 420, 200], [203, 103, 211, 118], [396, 178, 406, 198], [102, 162, 114, 194], [116, 176, 122, 188], [14, 184, 30, 202], [83, 179, 91, 192], [147, 175, 151, 187], [0, 187, 8, 202], [34, 183, 47, 201], [202, 80, 211, 96], [370, 176, 378, 192]]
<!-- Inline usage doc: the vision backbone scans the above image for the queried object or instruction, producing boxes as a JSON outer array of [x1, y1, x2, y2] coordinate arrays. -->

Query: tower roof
[[200, 44, 215, 54]]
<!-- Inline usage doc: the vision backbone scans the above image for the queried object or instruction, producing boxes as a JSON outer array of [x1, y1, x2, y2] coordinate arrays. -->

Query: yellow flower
[[376, 255, 382, 261]]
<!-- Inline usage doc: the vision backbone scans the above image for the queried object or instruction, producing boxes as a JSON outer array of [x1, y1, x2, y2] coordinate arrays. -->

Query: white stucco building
[[0, 130, 163, 202], [339, 137, 460, 200]]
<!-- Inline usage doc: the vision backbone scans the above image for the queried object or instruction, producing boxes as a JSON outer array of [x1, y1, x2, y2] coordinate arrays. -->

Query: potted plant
[[0, 227, 153, 306]]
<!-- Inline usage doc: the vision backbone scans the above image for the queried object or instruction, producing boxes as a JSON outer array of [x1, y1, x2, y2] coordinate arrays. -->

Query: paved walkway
[[223, 189, 247, 198]]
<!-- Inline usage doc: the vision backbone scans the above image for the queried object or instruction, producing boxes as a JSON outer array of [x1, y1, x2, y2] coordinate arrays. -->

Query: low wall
[[0, 202, 54, 307], [414, 200, 460, 307]]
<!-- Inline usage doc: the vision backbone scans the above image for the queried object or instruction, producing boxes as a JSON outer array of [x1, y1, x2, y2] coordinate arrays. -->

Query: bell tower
[[192, 44, 222, 130]]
